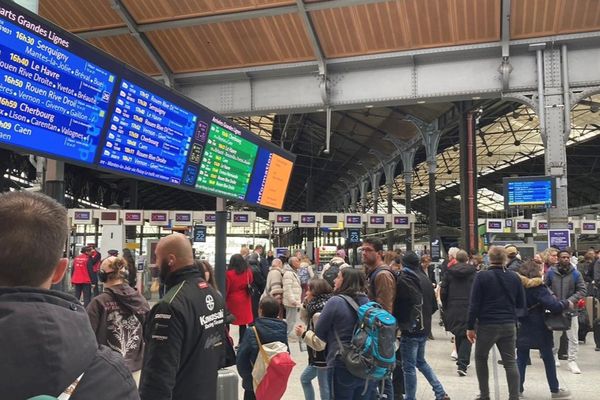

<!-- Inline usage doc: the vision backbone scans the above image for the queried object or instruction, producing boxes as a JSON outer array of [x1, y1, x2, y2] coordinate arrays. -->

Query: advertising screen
[[0, 1, 295, 209], [504, 176, 556, 209]]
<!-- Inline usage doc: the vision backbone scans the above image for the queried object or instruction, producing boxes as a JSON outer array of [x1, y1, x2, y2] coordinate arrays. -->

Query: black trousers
[[392, 346, 405, 399], [74, 284, 91, 307], [455, 331, 473, 371]]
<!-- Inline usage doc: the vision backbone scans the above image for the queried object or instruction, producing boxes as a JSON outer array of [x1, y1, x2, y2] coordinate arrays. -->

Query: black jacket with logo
[[139, 266, 226, 400], [0, 287, 138, 400]]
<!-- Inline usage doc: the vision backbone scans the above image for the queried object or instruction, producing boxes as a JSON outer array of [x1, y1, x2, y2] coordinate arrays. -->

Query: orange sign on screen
[[259, 154, 294, 209]]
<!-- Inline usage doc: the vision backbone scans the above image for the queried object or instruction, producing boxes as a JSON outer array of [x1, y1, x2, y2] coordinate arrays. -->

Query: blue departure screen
[[98, 79, 196, 184], [0, 2, 295, 210], [0, 15, 115, 163], [506, 178, 554, 207]]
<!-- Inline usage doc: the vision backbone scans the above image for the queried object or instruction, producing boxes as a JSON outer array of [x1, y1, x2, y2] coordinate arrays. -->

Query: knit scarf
[[305, 293, 332, 321]]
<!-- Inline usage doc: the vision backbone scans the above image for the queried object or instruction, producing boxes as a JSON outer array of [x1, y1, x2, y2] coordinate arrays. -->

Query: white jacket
[[261, 266, 284, 299], [282, 266, 302, 308]]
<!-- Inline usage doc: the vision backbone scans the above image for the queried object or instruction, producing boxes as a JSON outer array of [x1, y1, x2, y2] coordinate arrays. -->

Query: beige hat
[[505, 245, 518, 256]]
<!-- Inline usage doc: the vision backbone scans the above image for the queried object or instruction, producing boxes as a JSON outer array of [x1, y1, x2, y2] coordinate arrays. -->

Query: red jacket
[[226, 268, 254, 326], [72, 254, 92, 284]]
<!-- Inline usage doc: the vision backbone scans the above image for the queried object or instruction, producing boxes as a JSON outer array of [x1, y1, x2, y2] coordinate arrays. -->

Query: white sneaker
[[554, 356, 560, 368], [567, 361, 581, 374], [551, 388, 572, 399], [451, 350, 458, 361]]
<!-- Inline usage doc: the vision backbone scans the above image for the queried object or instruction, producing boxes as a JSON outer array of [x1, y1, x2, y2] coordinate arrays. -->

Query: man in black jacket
[[400, 251, 450, 400], [467, 246, 525, 400], [440, 249, 477, 376], [0, 191, 138, 400], [140, 233, 226, 400]]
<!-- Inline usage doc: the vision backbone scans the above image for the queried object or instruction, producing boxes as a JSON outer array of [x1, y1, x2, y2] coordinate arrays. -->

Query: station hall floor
[[226, 315, 599, 400]]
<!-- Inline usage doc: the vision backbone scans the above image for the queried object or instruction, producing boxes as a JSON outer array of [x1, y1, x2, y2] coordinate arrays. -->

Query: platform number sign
[[347, 228, 361, 244], [193, 225, 207, 243]]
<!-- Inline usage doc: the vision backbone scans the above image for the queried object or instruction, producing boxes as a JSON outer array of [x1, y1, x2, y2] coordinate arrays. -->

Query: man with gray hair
[[283, 256, 302, 339], [0, 191, 138, 399], [467, 246, 525, 400]]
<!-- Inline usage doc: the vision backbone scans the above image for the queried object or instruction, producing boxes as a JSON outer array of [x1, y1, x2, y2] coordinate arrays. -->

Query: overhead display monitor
[[0, 4, 116, 164], [0, 1, 295, 210], [503, 176, 556, 209]]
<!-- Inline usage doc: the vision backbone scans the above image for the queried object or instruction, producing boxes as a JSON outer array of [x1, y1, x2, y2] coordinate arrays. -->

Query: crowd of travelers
[[1, 191, 599, 400]]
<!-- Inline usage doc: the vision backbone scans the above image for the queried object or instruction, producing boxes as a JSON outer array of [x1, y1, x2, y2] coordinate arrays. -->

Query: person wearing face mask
[[139, 233, 227, 400], [86, 256, 150, 385]]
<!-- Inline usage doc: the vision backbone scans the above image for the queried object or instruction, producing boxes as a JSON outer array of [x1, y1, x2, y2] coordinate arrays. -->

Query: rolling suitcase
[[217, 368, 239, 400]]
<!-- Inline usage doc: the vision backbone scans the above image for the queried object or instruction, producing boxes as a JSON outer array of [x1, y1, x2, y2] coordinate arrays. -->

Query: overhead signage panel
[[391, 214, 411, 229], [298, 213, 318, 228], [514, 220, 533, 233], [320, 213, 339, 229], [231, 211, 253, 227], [344, 214, 363, 228], [98, 210, 119, 225], [146, 210, 169, 226], [0, 1, 295, 210], [367, 214, 387, 229], [272, 212, 295, 228], [70, 209, 92, 224], [581, 221, 598, 234], [170, 211, 193, 226], [122, 210, 143, 226], [486, 219, 504, 233]]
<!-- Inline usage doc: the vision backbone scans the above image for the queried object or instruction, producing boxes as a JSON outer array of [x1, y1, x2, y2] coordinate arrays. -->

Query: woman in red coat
[[226, 253, 254, 344]]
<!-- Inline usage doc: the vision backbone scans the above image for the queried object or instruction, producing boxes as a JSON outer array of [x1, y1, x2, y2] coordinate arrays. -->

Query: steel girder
[[178, 34, 600, 116]]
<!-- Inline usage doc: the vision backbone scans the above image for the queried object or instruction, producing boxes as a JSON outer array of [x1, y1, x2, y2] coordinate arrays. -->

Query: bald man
[[139, 234, 226, 400]]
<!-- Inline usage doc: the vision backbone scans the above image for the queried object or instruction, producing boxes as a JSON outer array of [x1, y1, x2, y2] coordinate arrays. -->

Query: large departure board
[[98, 79, 196, 184], [195, 121, 258, 198], [0, 1, 295, 210], [0, 9, 115, 163]]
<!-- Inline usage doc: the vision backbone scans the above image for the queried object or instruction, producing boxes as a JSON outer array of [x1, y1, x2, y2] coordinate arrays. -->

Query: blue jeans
[[301, 365, 330, 400], [331, 362, 376, 400], [517, 345, 558, 394], [400, 335, 446, 400]]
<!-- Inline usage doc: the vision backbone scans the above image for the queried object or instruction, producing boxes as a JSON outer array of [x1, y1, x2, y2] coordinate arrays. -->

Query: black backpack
[[322, 260, 343, 288], [392, 268, 424, 332]]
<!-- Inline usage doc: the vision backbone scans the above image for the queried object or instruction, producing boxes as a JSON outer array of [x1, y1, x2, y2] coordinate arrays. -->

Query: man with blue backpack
[[399, 251, 450, 400], [545, 250, 587, 374], [363, 238, 397, 399]]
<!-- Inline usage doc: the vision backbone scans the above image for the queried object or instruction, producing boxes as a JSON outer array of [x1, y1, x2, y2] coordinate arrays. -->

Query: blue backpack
[[335, 295, 397, 381]]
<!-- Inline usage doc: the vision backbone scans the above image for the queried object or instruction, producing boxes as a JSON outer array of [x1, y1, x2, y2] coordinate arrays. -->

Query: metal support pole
[[44, 159, 65, 205], [460, 106, 479, 252], [371, 171, 381, 214], [404, 172, 413, 251], [400, 149, 416, 251], [537, 47, 569, 228], [428, 167, 438, 246], [360, 179, 370, 214], [215, 198, 227, 292]]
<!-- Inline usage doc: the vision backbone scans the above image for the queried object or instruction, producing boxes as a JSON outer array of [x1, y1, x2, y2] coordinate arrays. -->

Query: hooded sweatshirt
[[0, 287, 138, 400], [87, 283, 151, 372]]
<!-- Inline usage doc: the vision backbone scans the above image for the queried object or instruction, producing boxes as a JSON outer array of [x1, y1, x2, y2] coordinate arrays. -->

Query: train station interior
[[1, 1, 600, 399]]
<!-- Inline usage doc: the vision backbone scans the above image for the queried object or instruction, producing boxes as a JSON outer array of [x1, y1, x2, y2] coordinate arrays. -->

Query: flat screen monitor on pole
[[0, 1, 295, 210], [503, 176, 556, 210]]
